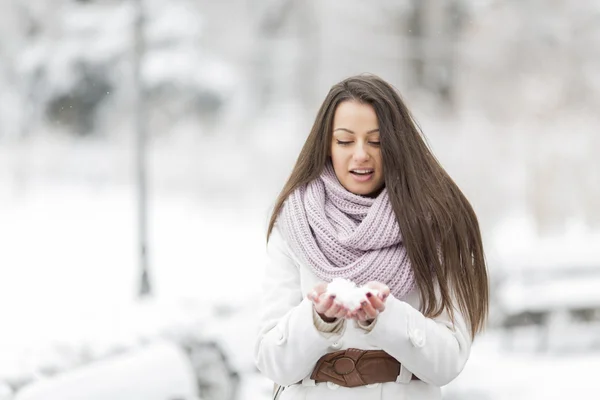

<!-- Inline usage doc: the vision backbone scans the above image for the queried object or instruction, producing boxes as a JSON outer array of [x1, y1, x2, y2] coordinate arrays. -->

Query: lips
[[349, 168, 374, 182], [349, 168, 374, 175]]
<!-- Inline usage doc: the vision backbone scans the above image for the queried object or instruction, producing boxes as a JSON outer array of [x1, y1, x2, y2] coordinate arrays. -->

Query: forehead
[[332, 101, 379, 129]]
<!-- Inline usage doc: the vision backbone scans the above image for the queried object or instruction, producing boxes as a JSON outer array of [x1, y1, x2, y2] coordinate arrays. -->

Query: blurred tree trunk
[[295, 0, 318, 109], [408, 0, 463, 107], [586, 133, 600, 228], [133, 0, 151, 298], [255, 0, 295, 109]]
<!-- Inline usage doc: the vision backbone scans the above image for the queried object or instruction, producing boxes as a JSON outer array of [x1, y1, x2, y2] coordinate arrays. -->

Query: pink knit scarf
[[278, 162, 416, 298]]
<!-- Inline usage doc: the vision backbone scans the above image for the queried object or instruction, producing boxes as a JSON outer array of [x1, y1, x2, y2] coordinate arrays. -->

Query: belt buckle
[[311, 348, 368, 388]]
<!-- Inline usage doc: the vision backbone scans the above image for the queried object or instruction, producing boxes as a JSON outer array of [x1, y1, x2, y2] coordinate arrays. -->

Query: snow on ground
[[12, 341, 200, 400], [443, 331, 600, 400], [0, 181, 271, 397]]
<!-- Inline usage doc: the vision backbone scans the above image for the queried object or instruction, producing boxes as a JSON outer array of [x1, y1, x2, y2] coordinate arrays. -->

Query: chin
[[345, 183, 379, 197]]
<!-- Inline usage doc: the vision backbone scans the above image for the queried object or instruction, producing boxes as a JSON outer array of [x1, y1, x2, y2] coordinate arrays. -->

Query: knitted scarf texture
[[278, 162, 416, 298]]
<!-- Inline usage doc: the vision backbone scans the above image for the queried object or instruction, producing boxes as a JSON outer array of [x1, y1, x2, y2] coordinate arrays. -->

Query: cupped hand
[[348, 281, 391, 323], [307, 282, 350, 323]]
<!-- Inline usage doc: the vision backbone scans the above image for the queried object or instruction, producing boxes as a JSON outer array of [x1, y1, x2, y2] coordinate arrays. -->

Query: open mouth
[[349, 169, 374, 182], [350, 169, 374, 176]]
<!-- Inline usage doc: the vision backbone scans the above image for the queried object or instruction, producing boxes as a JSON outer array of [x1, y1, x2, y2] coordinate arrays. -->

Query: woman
[[254, 74, 488, 400]]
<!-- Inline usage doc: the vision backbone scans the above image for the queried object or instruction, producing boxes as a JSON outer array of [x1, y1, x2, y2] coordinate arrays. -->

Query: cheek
[[376, 157, 385, 180], [373, 153, 383, 170], [330, 147, 348, 165]]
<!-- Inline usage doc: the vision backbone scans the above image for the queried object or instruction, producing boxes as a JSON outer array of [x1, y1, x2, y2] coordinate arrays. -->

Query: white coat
[[254, 225, 472, 400]]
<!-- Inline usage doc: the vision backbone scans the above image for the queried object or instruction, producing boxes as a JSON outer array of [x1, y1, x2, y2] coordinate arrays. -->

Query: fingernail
[[366, 292, 373, 298], [361, 301, 368, 306], [329, 294, 336, 300]]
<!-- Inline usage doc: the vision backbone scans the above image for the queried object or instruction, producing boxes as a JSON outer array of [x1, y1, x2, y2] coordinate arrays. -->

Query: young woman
[[254, 74, 488, 400]]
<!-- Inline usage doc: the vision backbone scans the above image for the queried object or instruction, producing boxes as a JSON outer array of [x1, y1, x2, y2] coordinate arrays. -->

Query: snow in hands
[[325, 278, 379, 310]]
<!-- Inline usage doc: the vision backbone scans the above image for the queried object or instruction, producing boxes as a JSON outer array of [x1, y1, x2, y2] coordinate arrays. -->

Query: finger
[[355, 309, 368, 322], [307, 291, 319, 303], [378, 285, 391, 300], [365, 281, 382, 290], [324, 302, 342, 318], [366, 292, 386, 312], [315, 294, 336, 314], [366, 282, 390, 299], [380, 288, 390, 301], [334, 307, 348, 319], [320, 294, 336, 309], [361, 300, 379, 319], [313, 282, 328, 296]]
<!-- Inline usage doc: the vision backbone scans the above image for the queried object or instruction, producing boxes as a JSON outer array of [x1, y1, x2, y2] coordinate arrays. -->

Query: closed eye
[[369, 141, 381, 146], [336, 140, 352, 145]]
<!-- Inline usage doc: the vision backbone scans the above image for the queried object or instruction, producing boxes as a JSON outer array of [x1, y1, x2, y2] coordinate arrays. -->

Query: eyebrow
[[333, 128, 380, 134]]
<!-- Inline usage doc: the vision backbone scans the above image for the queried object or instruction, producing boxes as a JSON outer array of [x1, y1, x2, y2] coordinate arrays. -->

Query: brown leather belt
[[309, 348, 419, 387]]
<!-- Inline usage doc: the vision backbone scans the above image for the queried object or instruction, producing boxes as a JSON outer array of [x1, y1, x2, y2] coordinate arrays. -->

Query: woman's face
[[330, 101, 385, 196]]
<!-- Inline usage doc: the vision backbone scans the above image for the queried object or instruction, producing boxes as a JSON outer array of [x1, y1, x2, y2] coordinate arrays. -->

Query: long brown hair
[[267, 74, 488, 337]]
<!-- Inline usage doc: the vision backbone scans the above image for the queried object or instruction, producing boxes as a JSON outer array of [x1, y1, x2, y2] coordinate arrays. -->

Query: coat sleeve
[[362, 292, 472, 387], [253, 226, 343, 386]]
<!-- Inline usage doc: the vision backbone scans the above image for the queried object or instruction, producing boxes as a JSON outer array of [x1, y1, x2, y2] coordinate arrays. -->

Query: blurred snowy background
[[0, 0, 599, 399]]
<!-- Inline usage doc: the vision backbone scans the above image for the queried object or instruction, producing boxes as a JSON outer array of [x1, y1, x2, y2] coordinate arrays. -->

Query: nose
[[353, 142, 369, 162]]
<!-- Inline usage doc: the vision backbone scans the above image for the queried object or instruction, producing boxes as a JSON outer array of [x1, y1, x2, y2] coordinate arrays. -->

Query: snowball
[[325, 278, 379, 311]]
